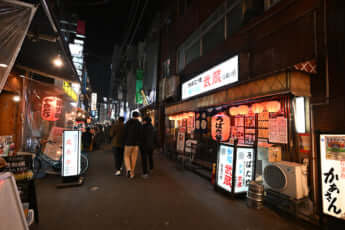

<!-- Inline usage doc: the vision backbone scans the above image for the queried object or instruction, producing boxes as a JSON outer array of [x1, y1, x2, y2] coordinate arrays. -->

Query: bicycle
[[32, 139, 88, 178]]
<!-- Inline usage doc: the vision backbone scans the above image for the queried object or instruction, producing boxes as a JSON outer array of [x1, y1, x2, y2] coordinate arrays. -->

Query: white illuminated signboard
[[217, 144, 234, 192], [182, 55, 238, 100], [234, 147, 255, 194], [320, 134, 345, 220], [62, 131, 81, 177], [91, 93, 97, 111]]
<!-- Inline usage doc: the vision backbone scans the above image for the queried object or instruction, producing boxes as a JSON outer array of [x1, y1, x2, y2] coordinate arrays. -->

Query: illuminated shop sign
[[63, 81, 78, 101], [91, 93, 97, 111], [182, 55, 238, 100], [62, 131, 81, 177], [234, 147, 255, 194], [217, 144, 234, 192], [320, 134, 345, 220]]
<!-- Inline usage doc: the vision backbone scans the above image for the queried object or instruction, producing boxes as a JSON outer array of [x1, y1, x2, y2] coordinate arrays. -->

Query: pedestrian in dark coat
[[140, 116, 156, 178], [110, 117, 125, 175], [123, 111, 142, 179]]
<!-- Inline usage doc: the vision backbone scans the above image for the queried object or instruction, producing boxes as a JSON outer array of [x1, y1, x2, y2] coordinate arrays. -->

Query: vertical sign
[[176, 130, 186, 153], [234, 147, 255, 193], [91, 93, 97, 112], [62, 131, 81, 177], [217, 144, 234, 192], [320, 134, 345, 220]]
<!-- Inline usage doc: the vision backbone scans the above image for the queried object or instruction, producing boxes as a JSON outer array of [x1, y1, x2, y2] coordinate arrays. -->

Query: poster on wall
[[62, 131, 81, 177], [234, 147, 255, 193], [269, 116, 288, 144], [0, 136, 15, 156], [176, 131, 186, 153], [320, 134, 345, 220], [216, 144, 234, 193]]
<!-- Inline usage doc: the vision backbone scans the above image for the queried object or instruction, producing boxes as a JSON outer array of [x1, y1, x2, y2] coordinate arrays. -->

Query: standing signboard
[[62, 131, 81, 177], [216, 143, 256, 195], [320, 134, 345, 220], [176, 129, 186, 153]]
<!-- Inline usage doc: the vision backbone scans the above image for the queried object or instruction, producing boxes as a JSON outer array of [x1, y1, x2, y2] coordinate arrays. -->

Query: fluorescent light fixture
[[295, 97, 306, 133], [76, 34, 86, 38], [13, 95, 21, 102], [0, 63, 8, 68], [19, 75, 25, 78]]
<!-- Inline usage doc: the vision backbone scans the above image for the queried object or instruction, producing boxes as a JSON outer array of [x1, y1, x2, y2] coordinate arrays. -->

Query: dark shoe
[[127, 170, 131, 178], [141, 174, 149, 179]]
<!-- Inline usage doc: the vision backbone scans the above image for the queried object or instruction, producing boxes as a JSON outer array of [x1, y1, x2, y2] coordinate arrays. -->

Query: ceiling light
[[0, 63, 8, 68], [53, 54, 63, 67], [19, 75, 25, 78], [13, 95, 20, 102]]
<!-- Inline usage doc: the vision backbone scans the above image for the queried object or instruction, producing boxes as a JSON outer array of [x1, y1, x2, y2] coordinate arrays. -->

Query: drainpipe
[[310, 0, 329, 212]]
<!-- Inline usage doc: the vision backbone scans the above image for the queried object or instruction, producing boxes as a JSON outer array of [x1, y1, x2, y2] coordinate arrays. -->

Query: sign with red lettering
[[41, 96, 63, 121], [234, 147, 255, 194], [320, 134, 345, 220], [217, 144, 234, 192], [182, 55, 238, 100], [62, 131, 81, 177]]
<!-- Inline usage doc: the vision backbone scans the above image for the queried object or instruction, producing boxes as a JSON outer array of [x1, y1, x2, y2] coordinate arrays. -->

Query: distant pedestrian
[[123, 111, 142, 179], [110, 117, 125, 176], [82, 127, 93, 152], [140, 117, 156, 178]]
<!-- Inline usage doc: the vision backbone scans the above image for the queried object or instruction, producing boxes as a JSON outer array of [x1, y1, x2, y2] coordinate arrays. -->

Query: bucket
[[247, 181, 264, 210]]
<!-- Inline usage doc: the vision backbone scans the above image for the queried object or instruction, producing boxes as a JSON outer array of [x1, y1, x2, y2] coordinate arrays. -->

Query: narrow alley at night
[[0, 0, 345, 230]]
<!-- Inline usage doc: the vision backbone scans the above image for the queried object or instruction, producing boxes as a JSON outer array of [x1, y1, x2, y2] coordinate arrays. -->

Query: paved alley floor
[[30, 146, 316, 230]]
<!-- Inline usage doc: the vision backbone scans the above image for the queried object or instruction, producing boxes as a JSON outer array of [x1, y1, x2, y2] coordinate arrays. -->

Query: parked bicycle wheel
[[80, 154, 88, 175]]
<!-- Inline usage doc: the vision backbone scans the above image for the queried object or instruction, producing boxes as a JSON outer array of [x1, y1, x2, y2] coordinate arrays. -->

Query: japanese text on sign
[[320, 135, 345, 220], [234, 147, 255, 193], [62, 131, 81, 177], [217, 145, 234, 192], [182, 55, 238, 100]]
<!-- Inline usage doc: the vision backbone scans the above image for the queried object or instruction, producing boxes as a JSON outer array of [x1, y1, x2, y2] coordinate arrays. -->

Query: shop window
[[185, 41, 200, 66], [203, 19, 225, 55], [228, 3, 243, 36]]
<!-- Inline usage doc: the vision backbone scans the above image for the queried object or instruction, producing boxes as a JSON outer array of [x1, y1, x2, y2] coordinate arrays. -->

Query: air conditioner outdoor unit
[[263, 161, 309, 200]]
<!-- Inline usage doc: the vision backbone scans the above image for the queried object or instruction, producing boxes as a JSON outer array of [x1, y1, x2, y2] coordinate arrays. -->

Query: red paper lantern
[[211, 113, 230, 142], [238, 105, 249, 115], [229, 107, 239, 116], [41, 96, 63, 121], [251, 103, 264, 114], [265, 101, 281, 113]]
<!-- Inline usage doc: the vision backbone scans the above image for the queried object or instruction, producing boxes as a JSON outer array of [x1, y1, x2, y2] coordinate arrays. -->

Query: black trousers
[[141, 148, 154, 174], [113, 147, 124, 171]]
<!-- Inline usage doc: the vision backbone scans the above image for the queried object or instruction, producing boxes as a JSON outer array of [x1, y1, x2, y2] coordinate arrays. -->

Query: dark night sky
[[65, 0, 160, 99]]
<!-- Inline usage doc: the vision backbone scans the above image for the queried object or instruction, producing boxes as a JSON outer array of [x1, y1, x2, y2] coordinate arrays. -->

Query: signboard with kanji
[[216, 144, 234, 193], [320, 134, 345, 220], [234, 147, 255, 194], [182, 55, 238, 100], [62, 131, 81, 177]]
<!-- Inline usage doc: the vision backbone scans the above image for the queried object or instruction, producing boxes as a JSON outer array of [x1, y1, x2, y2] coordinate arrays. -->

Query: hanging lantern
[[251, 103, 264, 114], [238, 105, 249, 115], [211, 113, 230, 142], [41, 96, 63, 121], [265, 101, 281, 113], [229, 107, 239, 116]]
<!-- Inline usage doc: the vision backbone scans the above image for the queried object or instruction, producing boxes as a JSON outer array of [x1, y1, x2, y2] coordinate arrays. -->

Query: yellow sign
[[63, 81, 78, 101]]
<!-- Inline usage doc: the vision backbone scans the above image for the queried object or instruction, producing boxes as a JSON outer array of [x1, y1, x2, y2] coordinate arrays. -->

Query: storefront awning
[[166, 71, 311, 115], [14, 1, 79, 83]]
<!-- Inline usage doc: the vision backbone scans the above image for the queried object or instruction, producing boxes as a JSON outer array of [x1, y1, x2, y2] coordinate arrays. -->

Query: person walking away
[[140, 117, 156, 178], [82, 127, 93, 152], [123, 111, 142, 179], [110, 117, 125, 176]]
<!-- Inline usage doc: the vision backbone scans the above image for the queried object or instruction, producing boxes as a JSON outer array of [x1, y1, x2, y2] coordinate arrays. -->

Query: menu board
[[62, 131, 81, 177], [217, 144, 234, 192], [234, 147, 255, 193], [269, 116, 288, 144], [176, 130, 186, 153], [320, 134, 345, 220], [258, 112, 269, 139]]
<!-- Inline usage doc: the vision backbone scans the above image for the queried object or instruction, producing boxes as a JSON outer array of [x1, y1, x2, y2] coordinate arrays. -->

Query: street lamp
[[53, 54, 63, 67]]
